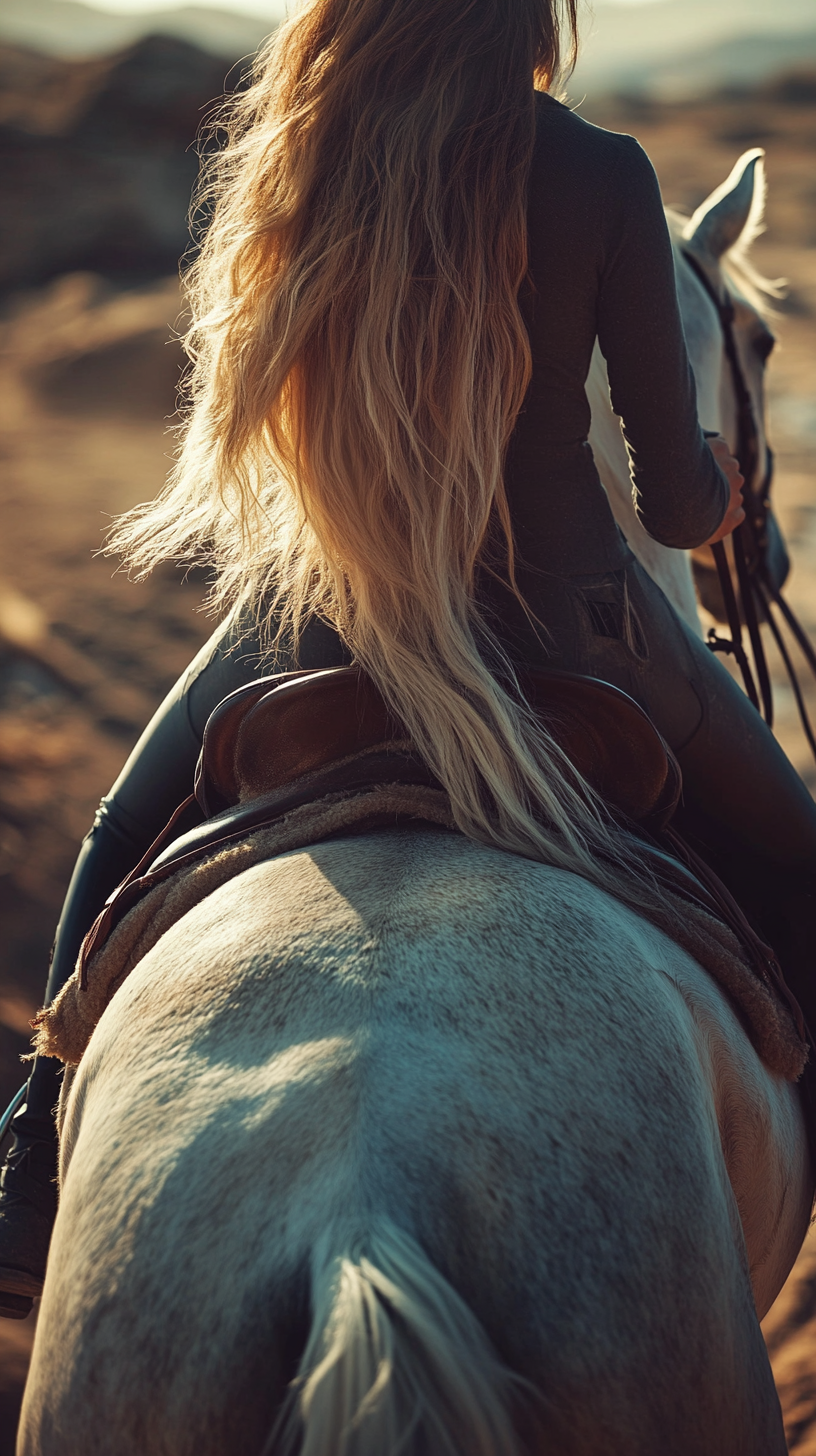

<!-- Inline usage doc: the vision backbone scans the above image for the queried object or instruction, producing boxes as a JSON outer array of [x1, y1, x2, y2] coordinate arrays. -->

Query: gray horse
[[18, 155, 812, 1456]]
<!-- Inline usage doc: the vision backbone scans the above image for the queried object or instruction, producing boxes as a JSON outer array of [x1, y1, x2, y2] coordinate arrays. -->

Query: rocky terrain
[[0, 41, 815, 1453], [0, 35, 242, 291]]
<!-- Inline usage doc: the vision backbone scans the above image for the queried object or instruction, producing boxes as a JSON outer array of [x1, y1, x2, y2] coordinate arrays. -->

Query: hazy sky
[[79, 0, 665, 15], [79, 0, 285, 14]]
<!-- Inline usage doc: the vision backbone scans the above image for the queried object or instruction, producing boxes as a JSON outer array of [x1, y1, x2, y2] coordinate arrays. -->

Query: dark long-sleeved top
[[504, 91, 728, 583]]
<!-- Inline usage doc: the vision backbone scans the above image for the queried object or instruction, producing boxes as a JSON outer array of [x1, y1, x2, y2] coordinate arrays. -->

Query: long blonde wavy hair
[[110, 0, 661, 902]]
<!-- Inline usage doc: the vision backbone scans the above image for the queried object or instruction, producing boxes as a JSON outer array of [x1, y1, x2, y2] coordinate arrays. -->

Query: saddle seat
[[194, 662, 682, 825]]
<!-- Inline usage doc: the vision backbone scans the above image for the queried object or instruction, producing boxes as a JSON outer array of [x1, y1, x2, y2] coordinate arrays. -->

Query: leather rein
[[682, 249, 816, 763]]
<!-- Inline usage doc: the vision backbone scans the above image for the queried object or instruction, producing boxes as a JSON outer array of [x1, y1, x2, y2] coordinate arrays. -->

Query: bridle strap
[[733, 527, 774, 723], [756, 576, 816, 762], [681, 248, 816, 761], [708, 539, 760, 711]]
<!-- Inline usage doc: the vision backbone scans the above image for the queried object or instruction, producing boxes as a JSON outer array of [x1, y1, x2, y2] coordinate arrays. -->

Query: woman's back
[[505, 94, 723, 593]]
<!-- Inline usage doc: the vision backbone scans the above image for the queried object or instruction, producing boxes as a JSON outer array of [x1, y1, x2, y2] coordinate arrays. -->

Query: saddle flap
[[523, 671, 680, 827], [197, 664, 679, 829]]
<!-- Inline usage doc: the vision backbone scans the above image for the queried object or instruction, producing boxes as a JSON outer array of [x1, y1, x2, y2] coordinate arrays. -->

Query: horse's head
[[670, 150, 781, 501]]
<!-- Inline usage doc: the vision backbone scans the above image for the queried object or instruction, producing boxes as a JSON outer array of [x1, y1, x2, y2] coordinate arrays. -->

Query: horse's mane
[[665, 201, 785, 319]]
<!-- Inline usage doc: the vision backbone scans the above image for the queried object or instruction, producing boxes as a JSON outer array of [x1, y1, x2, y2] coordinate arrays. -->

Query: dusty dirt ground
[[1, 93, 816, 1450]]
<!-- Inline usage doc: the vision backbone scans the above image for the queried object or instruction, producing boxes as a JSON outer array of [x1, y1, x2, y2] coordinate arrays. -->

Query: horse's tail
[[270, 1220, 525, 1456]]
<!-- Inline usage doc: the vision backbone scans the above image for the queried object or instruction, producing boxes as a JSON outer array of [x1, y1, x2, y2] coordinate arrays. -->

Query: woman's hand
[[703, 435, 745, 545]]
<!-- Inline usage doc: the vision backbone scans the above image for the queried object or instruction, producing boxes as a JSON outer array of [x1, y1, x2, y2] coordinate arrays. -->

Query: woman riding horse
[[2, 0, 815, 1320]]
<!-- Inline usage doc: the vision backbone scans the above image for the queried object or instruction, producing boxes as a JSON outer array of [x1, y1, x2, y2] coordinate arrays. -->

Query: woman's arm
[[596, 137, 731, 551]]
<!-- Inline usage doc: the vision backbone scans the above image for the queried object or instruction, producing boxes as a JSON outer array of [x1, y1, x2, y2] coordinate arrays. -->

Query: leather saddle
[[78, 662, 805, 1046], [130, 664, 682, 882], [193, 662, 681, 829], [76, 665, 681, 978]]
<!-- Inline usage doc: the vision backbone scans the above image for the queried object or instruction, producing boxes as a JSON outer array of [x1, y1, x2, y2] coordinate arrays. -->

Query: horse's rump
[[20, 829, 809, 1454]]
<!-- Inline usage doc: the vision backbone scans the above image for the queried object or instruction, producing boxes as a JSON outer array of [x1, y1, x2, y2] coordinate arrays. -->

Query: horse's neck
[[672, 240, 725, 434]]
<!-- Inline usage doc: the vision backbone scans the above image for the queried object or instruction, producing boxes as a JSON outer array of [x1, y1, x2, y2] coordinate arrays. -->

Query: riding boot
[[0, 809, 138, 1318], [0, 1057, 62, 1318]]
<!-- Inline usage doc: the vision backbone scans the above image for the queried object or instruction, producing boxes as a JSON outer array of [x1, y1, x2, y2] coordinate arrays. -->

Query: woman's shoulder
[[533, 90, 652, 177]]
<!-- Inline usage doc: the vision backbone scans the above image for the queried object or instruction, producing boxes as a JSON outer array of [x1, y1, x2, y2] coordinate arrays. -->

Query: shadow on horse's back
[[19, 826, 810, 1455]]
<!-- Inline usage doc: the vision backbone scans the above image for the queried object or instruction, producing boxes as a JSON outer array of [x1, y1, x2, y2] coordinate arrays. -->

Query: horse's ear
[[683, 149, 766, 261]]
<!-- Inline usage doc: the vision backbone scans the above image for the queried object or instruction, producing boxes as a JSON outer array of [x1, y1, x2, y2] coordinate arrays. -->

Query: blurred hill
[[3, 0, 816, 96], [0, 35, 235, 291], [572, 0, 816, 97], [0, 0, 276, 62], [604, 28, 816, 101]]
